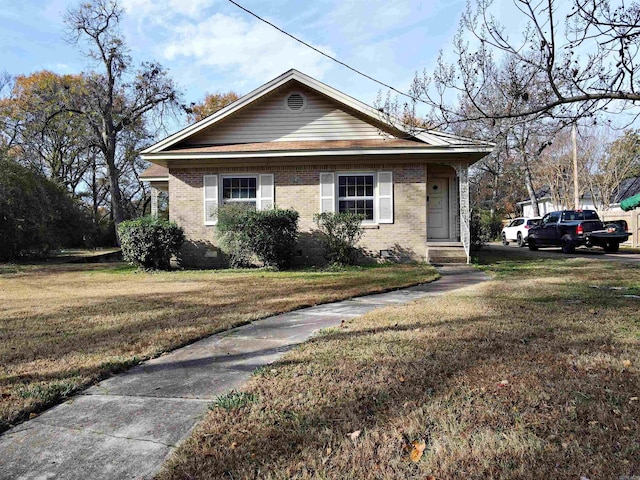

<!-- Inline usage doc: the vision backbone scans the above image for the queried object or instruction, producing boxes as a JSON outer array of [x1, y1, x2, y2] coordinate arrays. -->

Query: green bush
[[216, 204, 255, 268], [470, 209, 503, 250], [216, 205, 299, 270], [118, 217, 184, 270], [313, 212, 364, 265], [0, 153, 91, 261]]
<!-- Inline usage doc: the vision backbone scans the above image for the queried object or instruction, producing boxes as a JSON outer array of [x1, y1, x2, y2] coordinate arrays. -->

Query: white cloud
[[122, 0, 216, 19], [163, 13, 334, 81]]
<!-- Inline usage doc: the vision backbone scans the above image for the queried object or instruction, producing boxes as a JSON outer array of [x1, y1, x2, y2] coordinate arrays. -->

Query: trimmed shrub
[[470, 209, 503, 250], [216, 204, 257, 268], [313, 212, 364, 265], [216, 205, 299, 270], [118, 217, 184, 270], [0, 154, 91, 260]]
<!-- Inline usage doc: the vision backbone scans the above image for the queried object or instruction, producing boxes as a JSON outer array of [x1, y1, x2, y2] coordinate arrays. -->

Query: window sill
[[362, 224, 380, 229]]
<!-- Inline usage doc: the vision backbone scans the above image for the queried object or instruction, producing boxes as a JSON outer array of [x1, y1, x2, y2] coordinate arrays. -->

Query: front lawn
[[0, 262, 438, 432], [158, 251, 640, 479]]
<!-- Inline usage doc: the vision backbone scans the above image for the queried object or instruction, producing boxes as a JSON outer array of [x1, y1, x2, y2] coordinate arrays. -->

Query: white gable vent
[[284, 92, 307, 112]]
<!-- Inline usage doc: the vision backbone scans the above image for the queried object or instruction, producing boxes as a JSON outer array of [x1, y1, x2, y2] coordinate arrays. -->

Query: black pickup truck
[[527, 210, 630, 253]]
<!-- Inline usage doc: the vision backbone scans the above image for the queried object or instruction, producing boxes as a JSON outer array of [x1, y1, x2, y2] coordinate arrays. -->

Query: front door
[[427, 177, 450, 239]]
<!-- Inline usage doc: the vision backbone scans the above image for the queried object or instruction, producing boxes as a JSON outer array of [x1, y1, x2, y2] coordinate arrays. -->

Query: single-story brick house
[[140, 69, 493, 267]]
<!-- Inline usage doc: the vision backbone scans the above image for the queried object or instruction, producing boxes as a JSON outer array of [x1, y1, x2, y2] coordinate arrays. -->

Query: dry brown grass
[[0, 262, 438, 432], [158, 254, 640, 480]]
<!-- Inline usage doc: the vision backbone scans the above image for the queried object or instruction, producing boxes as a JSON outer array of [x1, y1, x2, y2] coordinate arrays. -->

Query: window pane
[[222, 177, 257, 202], [339, 199, 374, 220]]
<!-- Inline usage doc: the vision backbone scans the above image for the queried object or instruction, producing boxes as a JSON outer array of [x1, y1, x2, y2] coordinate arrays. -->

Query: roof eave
[[142, 146, 493, 166]]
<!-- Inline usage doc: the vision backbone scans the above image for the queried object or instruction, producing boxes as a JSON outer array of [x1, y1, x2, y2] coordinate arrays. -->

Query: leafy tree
[[186, 91, 240, 123], [0, 151, 90, 260], [64, 0, 180, 227], [0, 71, 94, 197], [413, 0, 640, 125]]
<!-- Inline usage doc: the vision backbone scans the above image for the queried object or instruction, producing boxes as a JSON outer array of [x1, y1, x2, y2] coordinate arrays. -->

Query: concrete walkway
[[0, 265, 489, 480]]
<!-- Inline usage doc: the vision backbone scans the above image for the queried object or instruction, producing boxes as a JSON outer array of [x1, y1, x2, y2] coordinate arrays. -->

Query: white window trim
[[204, 173, 275, 226], [220, 174, 259, 207], [336, 172, 377, 224]]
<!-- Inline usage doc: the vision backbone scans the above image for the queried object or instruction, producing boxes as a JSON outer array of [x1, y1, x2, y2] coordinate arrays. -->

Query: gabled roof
[[612, 176, 640, 203], [140, 164, 168, 181], [142, 69, 493, 157]]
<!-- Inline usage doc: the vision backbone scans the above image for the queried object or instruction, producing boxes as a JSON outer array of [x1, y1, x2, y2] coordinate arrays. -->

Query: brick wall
[[169, 163, 427, 268]]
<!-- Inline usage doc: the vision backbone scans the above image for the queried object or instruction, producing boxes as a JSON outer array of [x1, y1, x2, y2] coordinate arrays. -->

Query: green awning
[[621, 193, 640, 211]]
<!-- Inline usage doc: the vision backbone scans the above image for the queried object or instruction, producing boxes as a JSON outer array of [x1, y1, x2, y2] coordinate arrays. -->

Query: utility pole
[[572, 123, 579, 209]]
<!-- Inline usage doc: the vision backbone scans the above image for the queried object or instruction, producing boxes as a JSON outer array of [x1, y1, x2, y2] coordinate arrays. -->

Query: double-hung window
[[222, 176, 257, 208], [203, 174, 274, 225], [319, 171, 393, 224], [337, 174, 375, 221]]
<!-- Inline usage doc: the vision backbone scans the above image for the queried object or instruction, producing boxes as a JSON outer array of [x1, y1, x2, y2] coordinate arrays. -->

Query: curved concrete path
[[0, 265, 489, 480]]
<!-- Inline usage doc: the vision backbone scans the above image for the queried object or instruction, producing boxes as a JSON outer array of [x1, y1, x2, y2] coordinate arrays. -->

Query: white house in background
[[518, 177, 640, 217], [518, 186, 597, 217]]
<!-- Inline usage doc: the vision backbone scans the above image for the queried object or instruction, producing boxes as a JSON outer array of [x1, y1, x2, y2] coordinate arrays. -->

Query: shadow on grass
[[159, 268, 640, 479], [0, 263, 438, 433]]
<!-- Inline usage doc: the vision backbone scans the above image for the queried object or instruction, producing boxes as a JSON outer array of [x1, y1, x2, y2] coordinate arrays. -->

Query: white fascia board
[[141, 146, 493, 162], [139, 176, 169, 182]]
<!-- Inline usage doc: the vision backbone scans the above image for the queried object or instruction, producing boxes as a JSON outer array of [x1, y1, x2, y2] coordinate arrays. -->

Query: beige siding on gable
[[186, 87, 391, 145]]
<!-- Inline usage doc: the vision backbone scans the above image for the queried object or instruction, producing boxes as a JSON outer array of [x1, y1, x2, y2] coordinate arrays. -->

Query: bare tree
[[413, 0, 640, 126], [64, 0, 180, 226], [585, 129, 640, 210]]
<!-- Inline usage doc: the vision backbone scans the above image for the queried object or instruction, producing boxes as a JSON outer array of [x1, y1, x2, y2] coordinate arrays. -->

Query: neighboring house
[[140, 69, 493, 267], [516, 178, 640, 247], [518, 177, 640, 216], [518, 186, 597, 217], [609, 176, 640, 211]]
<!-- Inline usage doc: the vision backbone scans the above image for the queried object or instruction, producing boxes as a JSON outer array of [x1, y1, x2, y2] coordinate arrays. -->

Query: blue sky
[[0, 0, 543, 132], [0, 1, 468, 107]]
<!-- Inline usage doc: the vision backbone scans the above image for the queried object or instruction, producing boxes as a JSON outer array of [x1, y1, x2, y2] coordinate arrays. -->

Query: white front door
[[427, 177, 449, 239]]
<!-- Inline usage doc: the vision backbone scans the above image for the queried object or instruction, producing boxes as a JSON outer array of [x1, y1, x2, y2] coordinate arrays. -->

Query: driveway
[[485, 242, 640, 264]]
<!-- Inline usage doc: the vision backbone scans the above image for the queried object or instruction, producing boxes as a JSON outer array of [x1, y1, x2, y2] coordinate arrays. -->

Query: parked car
[[527, 209, 630, 253], [501, 217, 541, 247]]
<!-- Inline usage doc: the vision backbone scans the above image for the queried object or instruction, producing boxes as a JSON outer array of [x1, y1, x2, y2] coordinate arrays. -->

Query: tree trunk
[[523, 156, 539, 217], [102, 131, 124, 226], [490, 173, 499, 217]]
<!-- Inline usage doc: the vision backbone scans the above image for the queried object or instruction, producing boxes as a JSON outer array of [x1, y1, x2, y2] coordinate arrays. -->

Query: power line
[[226, 0, 425, 104]]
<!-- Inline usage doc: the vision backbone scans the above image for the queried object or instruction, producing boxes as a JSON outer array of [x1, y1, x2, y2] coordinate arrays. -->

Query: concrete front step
[[428, 244, 468, 264]]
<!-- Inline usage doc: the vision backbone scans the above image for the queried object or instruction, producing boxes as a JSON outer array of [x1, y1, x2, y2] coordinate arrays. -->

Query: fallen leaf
[[349, 430, 361, 441], [326, 447, 332, 455], [622, 360, 631, 368], [409, 439, 426, 463], [398, 376, 405, 383], [629, 397, 638, 402], [29, 413, 37, 419], [497, 380, 509, 387], [230, 442, 238, 449]]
